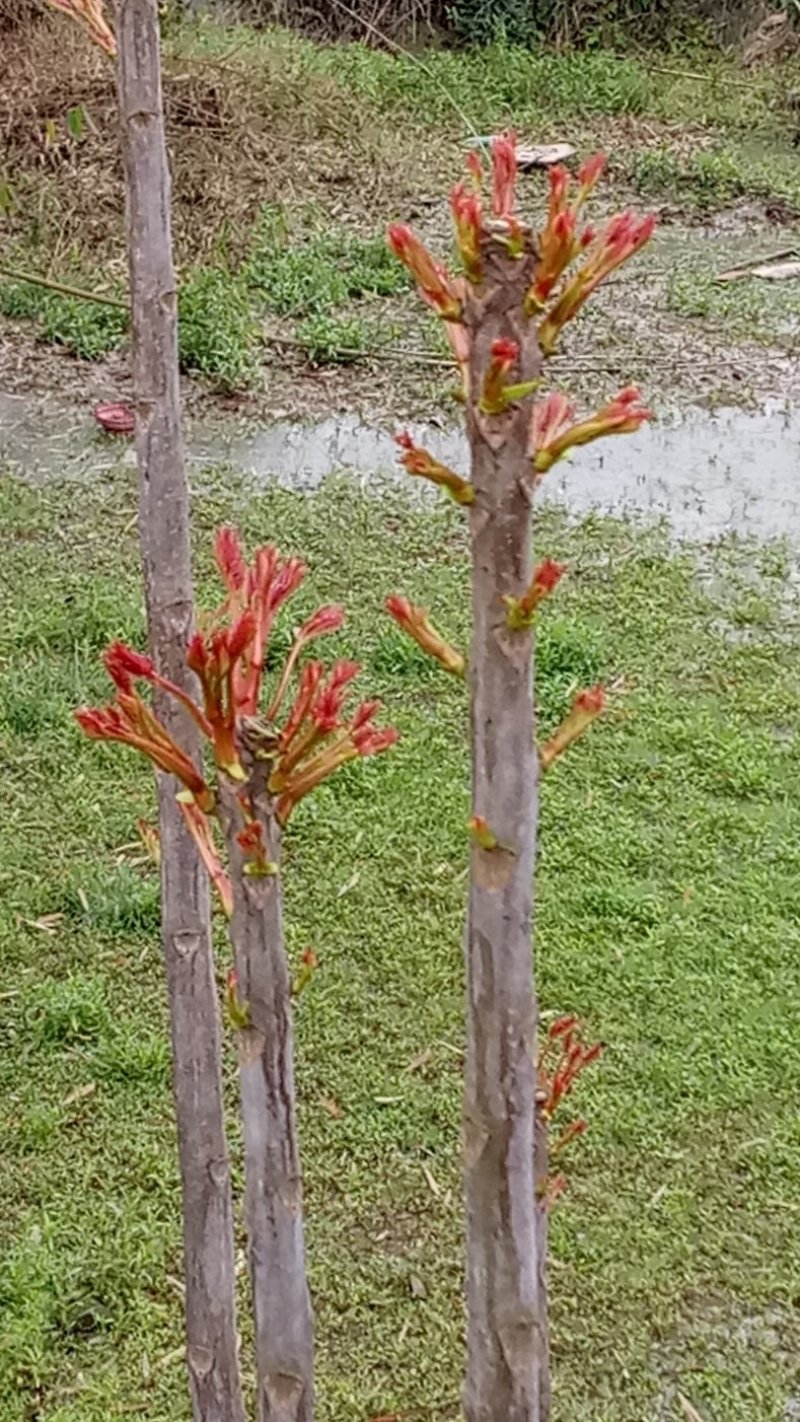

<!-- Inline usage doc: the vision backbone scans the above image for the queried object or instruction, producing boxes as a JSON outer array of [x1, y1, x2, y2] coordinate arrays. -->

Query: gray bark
[[116, 8, 245, 1421], [462, 228, 549, 1421], [218, 738, 314, 1422]]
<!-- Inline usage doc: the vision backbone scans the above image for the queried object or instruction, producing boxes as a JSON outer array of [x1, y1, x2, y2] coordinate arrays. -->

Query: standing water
[[2, 392, 798, 543]]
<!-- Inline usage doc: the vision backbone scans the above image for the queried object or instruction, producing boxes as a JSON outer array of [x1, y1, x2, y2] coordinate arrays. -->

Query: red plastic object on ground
[[93, 401, 135, 435]]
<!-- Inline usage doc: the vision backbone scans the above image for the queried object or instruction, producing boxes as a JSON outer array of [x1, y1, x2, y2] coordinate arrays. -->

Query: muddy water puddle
[[2, 392, 799, 543]]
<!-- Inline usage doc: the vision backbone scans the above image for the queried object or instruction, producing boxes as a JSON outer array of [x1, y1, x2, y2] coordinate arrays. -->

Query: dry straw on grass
[[1, 14, 411, 267], [0, 0, 44, 27], [228, 0, 444, 41]]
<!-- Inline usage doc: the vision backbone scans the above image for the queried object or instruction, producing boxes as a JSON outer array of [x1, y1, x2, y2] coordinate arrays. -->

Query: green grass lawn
[[2, 469, 800, 1421]]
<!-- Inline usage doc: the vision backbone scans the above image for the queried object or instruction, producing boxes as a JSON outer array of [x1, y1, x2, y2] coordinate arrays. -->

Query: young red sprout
[[235, 814, 278, 879], [479, 337, 542, 417], [46, 0, 116, 55], [575, 152, 607, 205], [385, 595, 466, 677], [539, 685, 607, 769], [490, 131, 518, 218], [504, 557, 568, 630], [214, 524, 249, 598], [479, 338, 518, 415], [450, 181, 483, 283], [536, 1016, 602, 1206], [212, 526, 308, 718], [180, 801, 234, 918], [488, 132, 527, 256], [467, 815, 499, 851], [292, 947, 319, 999], [186, 614, 257, 781], [394, 432, 475, 506], [77, 528, 397, 828], [102, 641, 213, 738], [551, 1118, 589, 1156], [389, 220, 474, 401], [269, 660, 398, 823], [266, 602, 346, 724], [388, 224, 472, 399], [531, 386, 652, 476], [538, 1015, 603, 1121], [527, 153, 607, 312], [538, 210, 657, 354], [76, 694, 214, 813], [540, 1174, 568, 1211], [387, 224, 463, 322]]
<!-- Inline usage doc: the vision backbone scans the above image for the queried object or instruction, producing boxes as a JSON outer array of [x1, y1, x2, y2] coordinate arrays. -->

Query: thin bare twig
[[262, 332, 682, 373], [649, 63, 754, 90], [0, 264, 128, 309]]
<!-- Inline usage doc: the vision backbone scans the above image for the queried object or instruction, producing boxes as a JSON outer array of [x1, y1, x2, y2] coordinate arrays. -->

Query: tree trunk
[[218, 737, 314, 1422], [116, 8, 245, 1421], [462, 228, 549, 1421]]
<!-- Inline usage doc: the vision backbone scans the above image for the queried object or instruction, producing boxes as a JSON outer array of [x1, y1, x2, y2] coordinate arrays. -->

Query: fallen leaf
[[750, 260, 800, 281], [434, 1039, 464, 1058], [320, 1096, 342, 1119], [421, 1165, 441, 1198], [22, 914, 64, 934], [337, 870, 360, 898], [678, 1394, 705, 1422], [406, 1049, 433, 1073], [409, 1273, 427, 1300], [155, 1345, 186, 1372], [62, 1082, 97, 1107], [717, 246, 799, 282]]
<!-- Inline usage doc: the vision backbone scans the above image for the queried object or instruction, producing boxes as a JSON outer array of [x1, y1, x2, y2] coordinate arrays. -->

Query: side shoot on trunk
[[387, 137, 654, 1422]]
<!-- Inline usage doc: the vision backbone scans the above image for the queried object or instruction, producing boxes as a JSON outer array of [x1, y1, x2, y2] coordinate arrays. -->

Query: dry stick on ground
[[217, 734, 314, 1422], [0, 265, 128, 308], [462, 229, 549, 1422], [115, 5, 245, 1420]]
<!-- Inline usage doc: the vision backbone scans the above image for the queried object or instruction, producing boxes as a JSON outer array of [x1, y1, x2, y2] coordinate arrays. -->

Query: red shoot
[[531, 386, 652, 476], [385, 595, 465, 677], [539, 685, 607, 769], [387, 224, 463, 321], [491, 132, 518, 218], [394, 431, 475, 505]]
